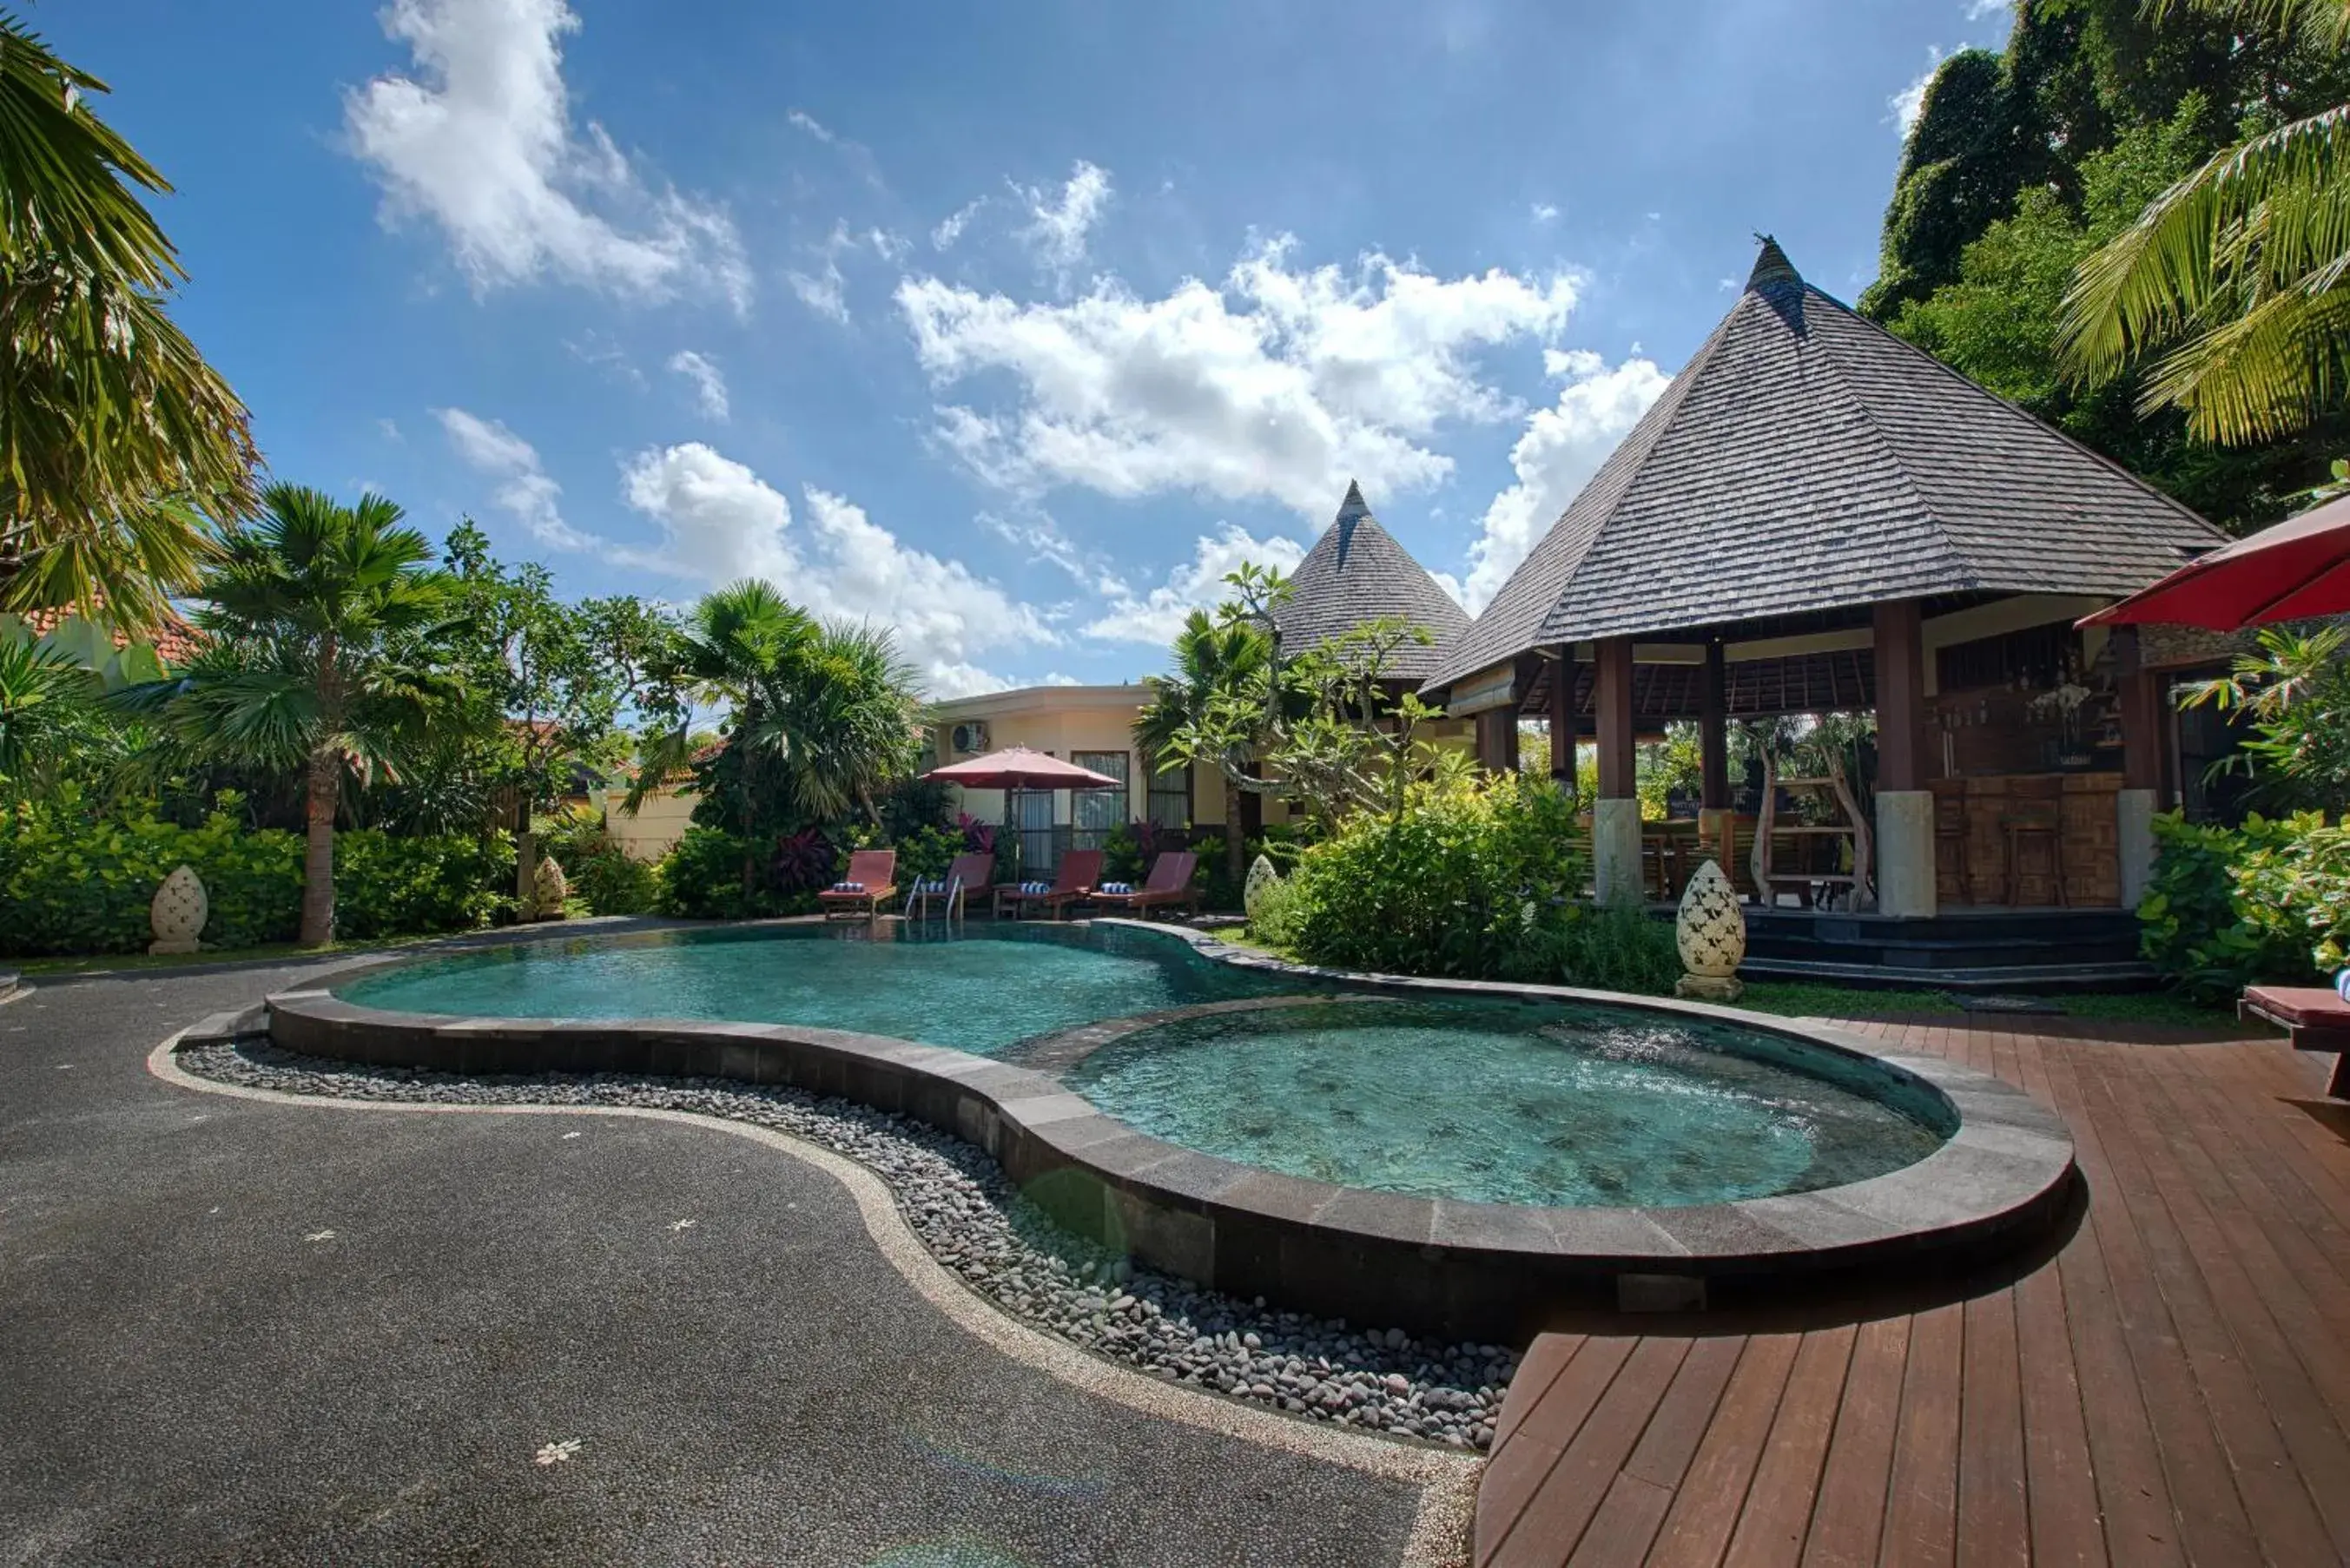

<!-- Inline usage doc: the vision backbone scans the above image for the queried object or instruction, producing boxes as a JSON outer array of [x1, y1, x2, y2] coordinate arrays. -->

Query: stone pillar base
[[2118, 787, 2156, 912], [149, 939, 201, 955], [1593, 797, 1643, 906], [1875, 789, 1937, 919], [1675, 972, 1745, 1003]]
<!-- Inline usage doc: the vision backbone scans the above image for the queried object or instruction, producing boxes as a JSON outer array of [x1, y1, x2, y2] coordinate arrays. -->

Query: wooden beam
[[1873, 599, 1926, 792], [1700, 640, 1729, 809], [1597, 636, 1635, 800], [2113, 627, 2163, 793], [1548, 647, 1576, 786]]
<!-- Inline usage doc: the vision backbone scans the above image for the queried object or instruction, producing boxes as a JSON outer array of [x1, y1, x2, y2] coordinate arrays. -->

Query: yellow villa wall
[[598, 786, 697, 862], [930, 686, 1238, 828]]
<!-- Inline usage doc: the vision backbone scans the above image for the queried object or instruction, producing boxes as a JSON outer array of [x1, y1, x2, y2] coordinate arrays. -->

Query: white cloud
[[1530, 202, 1559, 224], [1014, 161, 1112, 280], [1964, 0, 2010, 18], [1890, 47, 1947, 138], [437, 406, 598, 550], [666, 350, 729, 421], [1084, 524, 1308, 644], [616, 443, 1053, 696], [898, 238, 1581, 517], [786, 109, 836, 145], [378, 418, 404, 442], [1462, 351, 1669, 612], [787, 220, 867, 323], [932, 196, 986, 251], [345, 0, 749, 308]]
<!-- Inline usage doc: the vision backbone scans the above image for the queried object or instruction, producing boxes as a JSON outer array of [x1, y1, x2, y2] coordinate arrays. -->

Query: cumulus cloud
[[897, 238, 1581, 517], [616, 442, 1052, 695], [932, 196, 986, 251], [1890, 46, 1946, 138], [1014, 160, 1112, 279], [1085, 524, 1308, 645], [436, 406, 599, 550], [1462, 350, 1669, 612], [1530, 202, 1559, 224], [666, 350, 729, 421], [345, 0, 749, 308]]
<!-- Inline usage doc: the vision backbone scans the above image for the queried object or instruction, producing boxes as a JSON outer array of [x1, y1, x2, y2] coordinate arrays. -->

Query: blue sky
[[67, 0, 2013, 695]]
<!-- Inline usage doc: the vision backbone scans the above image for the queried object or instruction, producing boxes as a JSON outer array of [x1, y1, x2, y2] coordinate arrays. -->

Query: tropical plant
[[1132, 603, 1272, 890], [0, 623, 89, 795], [2058, 0, 2350, 446], [2140, 807, 2350, 997], [0, 13, 256, 629], [630, 580, 925, 896], [115, 485, 472, 945], [2176, 621, 2350, 805]]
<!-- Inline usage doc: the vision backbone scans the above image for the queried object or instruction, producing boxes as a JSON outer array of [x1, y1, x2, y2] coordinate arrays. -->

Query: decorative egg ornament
[[1243, 853, 1280, 920], [1673, 858, 1746, 1002], [149, 864, 208, 955], [533, 854, 570, 920]]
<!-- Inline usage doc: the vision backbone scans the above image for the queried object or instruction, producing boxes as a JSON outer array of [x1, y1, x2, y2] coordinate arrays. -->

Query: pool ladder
[[903, 873, 970, 923]]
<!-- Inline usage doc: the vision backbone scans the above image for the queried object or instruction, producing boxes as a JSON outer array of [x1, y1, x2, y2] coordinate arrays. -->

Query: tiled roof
[[18, 602, 200, 666], [1427, 238, 2229, 689], [1276, 482, 1470, 680]]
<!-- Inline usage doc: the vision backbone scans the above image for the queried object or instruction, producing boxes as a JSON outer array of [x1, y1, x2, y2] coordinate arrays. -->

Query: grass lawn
[[7, 926, 509, 978]]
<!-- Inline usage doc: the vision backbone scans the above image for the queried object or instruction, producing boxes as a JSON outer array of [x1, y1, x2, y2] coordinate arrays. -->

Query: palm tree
[[1132, 608, 1271, 891], [628, 581, 925, 892], [118, 485, 465, 945], [0, 13, 257, 629], [2058, 0, 2350, 446]]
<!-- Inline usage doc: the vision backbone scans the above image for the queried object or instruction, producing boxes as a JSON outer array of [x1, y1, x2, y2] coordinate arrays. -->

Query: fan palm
[[0, 623, 90, 795], [1132, 609, 1272, 890], [116, 485, 466, 945], [2058, 0, 2350, 445], [0, 12, 257, 629]]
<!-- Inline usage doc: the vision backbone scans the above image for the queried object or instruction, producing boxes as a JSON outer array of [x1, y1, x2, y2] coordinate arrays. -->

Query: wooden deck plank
[[1623, 1336, 1745, 1492], [1881, 1300, 1963, 1568], [2012, 1256, 2102, 1568], [1647, 1334, 1802, 1568], [1480, 1339, 1640, 1567], [1721, 1326, 1856, 1568], [1566, 1475, 1677, 1568], [1490, 1338, 1693, 1568], [1956, 1289, 2030, 1568], [1797, 1314, 1907, 1568]]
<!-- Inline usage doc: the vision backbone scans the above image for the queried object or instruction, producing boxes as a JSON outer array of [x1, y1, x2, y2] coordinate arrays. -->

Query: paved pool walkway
[[0, 963, 1465, 1567], [1474, 1013, 2350, 1568]]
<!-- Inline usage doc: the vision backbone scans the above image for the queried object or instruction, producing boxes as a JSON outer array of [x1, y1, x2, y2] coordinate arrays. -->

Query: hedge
[[0, 798, 517, 956]]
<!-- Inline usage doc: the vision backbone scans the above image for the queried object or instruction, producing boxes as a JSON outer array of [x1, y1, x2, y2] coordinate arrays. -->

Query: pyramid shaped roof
[[1277, 482, 1470, 680], [1428, 239, 2228, 689]]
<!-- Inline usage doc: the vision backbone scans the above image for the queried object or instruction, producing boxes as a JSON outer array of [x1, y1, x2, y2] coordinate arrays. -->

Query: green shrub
[[332, 830, 516, 939], [657, 827, 760, 919], [2141, 809, 2350, 1001], [1244, 868, 1304, 950], [540, 812, 661, 915], [894, 824, 964, 885], [0, 794, 512, 955], [1538, 904, 1681, 994], [1279, 773, 1588, 980]]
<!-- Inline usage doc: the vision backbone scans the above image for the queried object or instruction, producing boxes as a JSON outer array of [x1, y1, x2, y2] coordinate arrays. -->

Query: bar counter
[[1929, 772, 2121, 908]]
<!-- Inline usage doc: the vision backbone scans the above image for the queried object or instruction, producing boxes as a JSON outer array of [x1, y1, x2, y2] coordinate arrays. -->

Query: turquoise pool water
[[1064, 998, 1954, 1208], [335, 923, 1301, 1056]]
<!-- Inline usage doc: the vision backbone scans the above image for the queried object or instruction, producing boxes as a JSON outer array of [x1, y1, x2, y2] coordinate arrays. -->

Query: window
[[1007, 787, 1058, 875], [1071, 750, 1130, 848], [1146, 756, 1192, 829]]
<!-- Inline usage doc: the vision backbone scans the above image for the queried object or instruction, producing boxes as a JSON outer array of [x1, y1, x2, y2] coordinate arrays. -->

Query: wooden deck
[[1472, 1015, 2350, 1567]]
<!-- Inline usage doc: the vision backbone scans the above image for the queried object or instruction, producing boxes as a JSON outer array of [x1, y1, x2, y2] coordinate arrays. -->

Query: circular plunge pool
[[1061, 996, 1956, 1209]]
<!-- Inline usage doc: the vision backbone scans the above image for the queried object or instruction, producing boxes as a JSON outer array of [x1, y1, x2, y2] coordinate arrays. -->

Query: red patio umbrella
[[921, 745, 1122, 790], [2081, 493, 2350, 630]]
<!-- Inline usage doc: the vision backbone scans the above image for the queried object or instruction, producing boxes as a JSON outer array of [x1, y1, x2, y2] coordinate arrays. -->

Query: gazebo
[[1424, 238, 2227, 931], [1277, 481, 1470, 688]]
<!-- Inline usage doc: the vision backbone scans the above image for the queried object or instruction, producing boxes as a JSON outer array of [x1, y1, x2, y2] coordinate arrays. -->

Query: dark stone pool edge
[[233, 918, 2076, 1341]]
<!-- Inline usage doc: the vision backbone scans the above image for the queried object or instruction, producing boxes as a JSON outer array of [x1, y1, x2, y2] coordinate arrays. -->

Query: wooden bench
[[2241, 985, 2350, 1097]]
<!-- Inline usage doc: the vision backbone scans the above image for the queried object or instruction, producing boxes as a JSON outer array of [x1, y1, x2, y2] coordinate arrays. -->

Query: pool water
[[1064, 998, 1954, 1208], [335, 923, 1300, 1056]]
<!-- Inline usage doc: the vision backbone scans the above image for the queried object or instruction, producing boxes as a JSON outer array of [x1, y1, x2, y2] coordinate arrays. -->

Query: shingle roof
[[1276, 482, 1470, 680], [1427, 238, 2230, 689]]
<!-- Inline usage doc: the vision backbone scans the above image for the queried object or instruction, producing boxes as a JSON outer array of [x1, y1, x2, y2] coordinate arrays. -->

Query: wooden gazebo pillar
[[1548, 647, 1576, 792], [2113, 626, 2162, 908], [1593, 636, 1640, 904], [1873, 599, 1935, 918], [1698, 641, 1730, 874]]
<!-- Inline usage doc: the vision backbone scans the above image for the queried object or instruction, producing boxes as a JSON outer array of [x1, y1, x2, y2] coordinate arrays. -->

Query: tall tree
[[119, 486, 467, 945], [2060, 1, 2350, 446], [0, 13, 256, 629], [1860, 49, 2028, 320], [1132, 606, 1273, 890]]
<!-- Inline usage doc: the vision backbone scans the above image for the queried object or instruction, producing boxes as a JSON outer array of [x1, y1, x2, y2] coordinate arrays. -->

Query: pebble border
[[176, 1037, 1521, 1453]]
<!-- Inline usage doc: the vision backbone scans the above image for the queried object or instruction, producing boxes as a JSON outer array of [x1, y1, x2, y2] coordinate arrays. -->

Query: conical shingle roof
[[1429, 239, 2228, 689], [1277, 482, 1470, 680]]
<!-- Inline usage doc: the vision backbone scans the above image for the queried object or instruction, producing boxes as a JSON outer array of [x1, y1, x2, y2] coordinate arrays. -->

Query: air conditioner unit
[[951, 721, 990, 755]]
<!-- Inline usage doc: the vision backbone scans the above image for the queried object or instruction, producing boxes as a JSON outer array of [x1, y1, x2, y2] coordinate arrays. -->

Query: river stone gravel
[[180, 1040, 1517, 1450]]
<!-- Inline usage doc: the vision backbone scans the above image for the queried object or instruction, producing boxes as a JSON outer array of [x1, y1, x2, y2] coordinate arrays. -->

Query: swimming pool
[[334, 921, 1302, 1056], [1062, 997, 1954, 1209]]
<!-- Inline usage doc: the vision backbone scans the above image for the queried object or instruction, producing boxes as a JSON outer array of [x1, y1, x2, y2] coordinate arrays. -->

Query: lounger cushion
[[2245, 986, 2350, 1028]]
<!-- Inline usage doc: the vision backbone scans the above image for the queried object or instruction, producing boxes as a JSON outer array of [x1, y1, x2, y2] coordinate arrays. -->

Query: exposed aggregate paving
[[182, 1038, 1518, 1450]]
